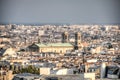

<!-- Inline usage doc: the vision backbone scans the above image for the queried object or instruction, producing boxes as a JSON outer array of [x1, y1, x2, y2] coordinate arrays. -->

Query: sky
[[0, 0, 120, 25]]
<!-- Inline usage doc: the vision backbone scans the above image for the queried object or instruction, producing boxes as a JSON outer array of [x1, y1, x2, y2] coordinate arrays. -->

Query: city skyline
[[0, 0, 120, 25]]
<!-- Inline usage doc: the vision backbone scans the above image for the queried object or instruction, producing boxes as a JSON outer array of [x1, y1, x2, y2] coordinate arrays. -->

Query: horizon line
[[0, 23, 120, 26]]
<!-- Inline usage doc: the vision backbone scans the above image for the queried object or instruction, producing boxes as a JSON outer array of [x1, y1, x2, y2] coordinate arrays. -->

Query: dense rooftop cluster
[[0, 24, 120, 80]]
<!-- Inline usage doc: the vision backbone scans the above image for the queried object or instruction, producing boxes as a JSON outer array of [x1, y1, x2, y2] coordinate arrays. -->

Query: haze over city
[[0, 0, 120, 80]]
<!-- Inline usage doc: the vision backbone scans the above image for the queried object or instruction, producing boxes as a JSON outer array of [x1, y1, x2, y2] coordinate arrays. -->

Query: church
[[28, 32, 83, 54]]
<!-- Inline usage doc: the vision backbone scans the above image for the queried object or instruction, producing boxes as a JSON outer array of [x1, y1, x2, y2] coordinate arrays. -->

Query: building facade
[[28, 32, 82, 54]]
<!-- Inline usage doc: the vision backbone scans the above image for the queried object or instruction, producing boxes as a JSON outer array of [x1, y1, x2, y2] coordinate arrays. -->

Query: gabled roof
[[0, 48, 16, 56], [0, 49, 6, 56]]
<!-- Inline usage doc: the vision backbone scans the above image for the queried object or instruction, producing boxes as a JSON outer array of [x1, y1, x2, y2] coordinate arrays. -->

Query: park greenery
[[13, 65, 39, 74]]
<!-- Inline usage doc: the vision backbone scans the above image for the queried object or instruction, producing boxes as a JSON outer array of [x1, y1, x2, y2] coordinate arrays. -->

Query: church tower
[[62, 32, 69, 43], [74, 32, 82, 50]]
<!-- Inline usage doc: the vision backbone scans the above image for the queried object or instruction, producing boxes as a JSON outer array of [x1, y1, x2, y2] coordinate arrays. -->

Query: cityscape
[[0, 0, 120, 80], [0, 24, 120, 80]]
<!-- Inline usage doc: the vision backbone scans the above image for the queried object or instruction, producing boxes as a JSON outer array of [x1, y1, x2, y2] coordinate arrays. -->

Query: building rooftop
[[36, 43, 73, 47]]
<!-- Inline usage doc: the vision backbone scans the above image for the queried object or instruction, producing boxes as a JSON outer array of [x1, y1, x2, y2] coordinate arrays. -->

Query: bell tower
[[75, 32, 81, 50], [62, 32, 69, 43]]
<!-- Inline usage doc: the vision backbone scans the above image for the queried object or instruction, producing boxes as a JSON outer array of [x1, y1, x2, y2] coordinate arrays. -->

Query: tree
[[13, 65, 39, 74]]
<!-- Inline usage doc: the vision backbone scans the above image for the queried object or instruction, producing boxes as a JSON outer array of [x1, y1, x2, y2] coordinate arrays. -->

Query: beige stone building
[[28, 32, 82, 54]]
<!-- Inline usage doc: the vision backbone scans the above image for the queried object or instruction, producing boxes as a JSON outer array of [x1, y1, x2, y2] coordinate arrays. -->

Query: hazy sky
[[0, 0, 120, 24]]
